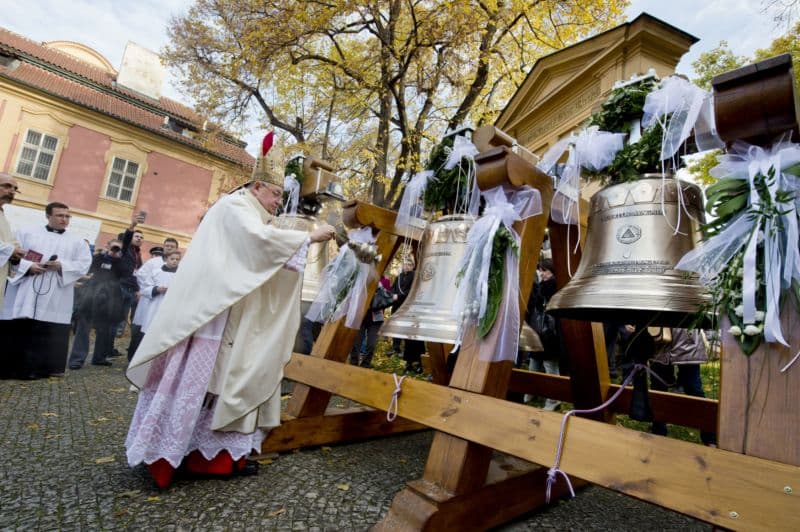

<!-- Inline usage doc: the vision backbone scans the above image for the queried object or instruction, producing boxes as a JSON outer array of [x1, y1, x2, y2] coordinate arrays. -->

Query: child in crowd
[[140, 251, 180, 333]]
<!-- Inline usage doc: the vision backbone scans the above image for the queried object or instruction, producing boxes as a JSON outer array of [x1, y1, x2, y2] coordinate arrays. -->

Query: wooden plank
[[285, 354, 800, 531], [261, 407, 426, 453], [718, 305, 800, 466], [548, 220, 612, 421], [426, 343, 451, 385], [376, 457, 584, 531], [507, 369, 719, 434]]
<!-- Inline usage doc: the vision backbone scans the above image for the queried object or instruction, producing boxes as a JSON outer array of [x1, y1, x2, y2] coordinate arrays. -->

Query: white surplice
[[132, 256, 163, 327], [139, 267, 175, 333], [1, 226, 91, 324]]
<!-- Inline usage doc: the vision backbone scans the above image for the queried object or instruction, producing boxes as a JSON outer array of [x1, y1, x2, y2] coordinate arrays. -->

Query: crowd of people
[[0, 171, 185, 379]]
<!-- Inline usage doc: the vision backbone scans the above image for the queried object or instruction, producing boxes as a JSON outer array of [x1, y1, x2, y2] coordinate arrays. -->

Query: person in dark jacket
[[115, 213, 144, 337], [524, 258, 562, 410], [348, 278, 394, 368], [389, 259, 415, 355], [68, 240, 125, 368]]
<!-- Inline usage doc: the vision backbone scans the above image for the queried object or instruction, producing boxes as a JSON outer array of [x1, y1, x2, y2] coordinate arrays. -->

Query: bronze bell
[[519, 322, 544, 353], [381, 215, 473, 343], [275, 213, 331, 303], [381, 214, 545, 353], [547, 176, 707, 327]]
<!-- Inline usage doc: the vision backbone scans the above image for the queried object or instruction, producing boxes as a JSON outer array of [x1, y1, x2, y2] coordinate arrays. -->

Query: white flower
[[744, 324, 761, 336], [728, 325, 742, 337], [755, 310, 765, 322], [734, 304, 744, 317]]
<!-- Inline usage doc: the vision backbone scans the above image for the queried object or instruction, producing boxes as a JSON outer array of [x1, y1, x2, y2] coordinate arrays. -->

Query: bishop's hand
[[310, 224, 336, 243]]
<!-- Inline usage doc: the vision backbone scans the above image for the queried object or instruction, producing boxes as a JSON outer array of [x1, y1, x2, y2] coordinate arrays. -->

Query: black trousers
[[13, 319, 70, 378]]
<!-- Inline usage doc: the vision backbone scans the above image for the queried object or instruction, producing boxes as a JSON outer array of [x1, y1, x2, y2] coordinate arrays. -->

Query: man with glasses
[[1, 201, 91, 379]]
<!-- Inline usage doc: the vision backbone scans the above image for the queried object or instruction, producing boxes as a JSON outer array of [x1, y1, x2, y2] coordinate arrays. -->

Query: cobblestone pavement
[[0, 361, 711, 531]]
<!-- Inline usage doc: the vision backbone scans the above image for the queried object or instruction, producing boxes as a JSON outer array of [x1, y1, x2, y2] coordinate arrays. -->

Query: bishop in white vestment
[[1, 202, 91, 378], [125, 174, 335, 488]]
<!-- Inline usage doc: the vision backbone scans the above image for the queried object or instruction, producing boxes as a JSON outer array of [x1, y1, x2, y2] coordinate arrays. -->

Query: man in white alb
[[1, 201, 91, 379]]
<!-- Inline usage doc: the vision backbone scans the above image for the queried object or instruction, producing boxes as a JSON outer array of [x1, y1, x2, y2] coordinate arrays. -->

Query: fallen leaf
[[280, 395, 291, 401], [109, 388, 127, 393], [320, 446, 332, 453], [41, 412, 58, 417], [336, 483, 350, 491], [147, 496, 160, 502], [291, 449, 300, 454], [268, 507, 285, 517], [399, 458, 407, 464], [257, 458, 273, 466], [27, 423, 39, 430], [119, 490, 141, 498], [94, 456, 116, 464]]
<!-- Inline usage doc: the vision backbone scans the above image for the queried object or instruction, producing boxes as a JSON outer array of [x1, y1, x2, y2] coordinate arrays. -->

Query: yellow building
[[0, 27, 253, 249]]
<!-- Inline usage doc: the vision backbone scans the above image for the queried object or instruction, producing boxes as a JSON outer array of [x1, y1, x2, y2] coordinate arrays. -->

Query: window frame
[[103, 155, 141, 203], [14, 128, 60, 183]]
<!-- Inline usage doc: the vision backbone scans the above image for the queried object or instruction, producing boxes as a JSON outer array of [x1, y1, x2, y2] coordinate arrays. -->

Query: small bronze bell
[[547, 176, 708, 327], [381, 215, 473, 344]]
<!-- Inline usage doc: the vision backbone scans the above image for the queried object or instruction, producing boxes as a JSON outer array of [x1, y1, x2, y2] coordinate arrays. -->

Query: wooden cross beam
[[286, 353, 800, 532]]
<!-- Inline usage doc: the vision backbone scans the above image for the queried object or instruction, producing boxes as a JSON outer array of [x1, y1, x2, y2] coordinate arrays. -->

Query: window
[[105, 157, 140, 202], [16, 129, 59, 181]]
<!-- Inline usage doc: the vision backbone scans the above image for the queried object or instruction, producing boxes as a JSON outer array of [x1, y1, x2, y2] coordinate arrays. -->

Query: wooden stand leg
[[426, 343, 451, 385]]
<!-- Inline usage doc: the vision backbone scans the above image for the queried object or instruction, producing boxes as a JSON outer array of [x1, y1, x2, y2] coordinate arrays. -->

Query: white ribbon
[[443, 135, 481, 216], [305, 226, 376, 329], [451, 185, 543, 362], [676, 141, 800, 354], [642, 76, 709, 162], [395, 170, 433, 231], [283, 174, 300, 216], [538, 127, 625, 226]]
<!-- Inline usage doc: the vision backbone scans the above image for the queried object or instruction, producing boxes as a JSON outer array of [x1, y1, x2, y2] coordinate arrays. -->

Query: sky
[[0, 0, 788, 154]]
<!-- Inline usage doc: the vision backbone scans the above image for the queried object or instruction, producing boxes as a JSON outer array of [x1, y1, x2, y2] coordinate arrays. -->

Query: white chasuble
[[132, 256, 164, 327], [1, 226, 91, 324], [127, 189, 309, 433]]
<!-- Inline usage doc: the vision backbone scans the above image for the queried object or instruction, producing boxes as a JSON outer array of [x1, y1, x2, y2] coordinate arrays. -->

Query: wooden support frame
[[285, 354, 800, 532]]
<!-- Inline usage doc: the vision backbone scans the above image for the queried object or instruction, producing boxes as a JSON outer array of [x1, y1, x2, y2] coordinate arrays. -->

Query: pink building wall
[[134, 152, 212, 234], [50, 125, 110, 211]]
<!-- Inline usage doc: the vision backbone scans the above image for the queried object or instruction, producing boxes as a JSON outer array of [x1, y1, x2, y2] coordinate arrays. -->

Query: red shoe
[[147, 458, 175, 489]]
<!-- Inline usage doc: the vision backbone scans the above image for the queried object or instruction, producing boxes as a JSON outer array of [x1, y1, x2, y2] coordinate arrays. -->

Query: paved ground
[[0, 360, 711, 530]]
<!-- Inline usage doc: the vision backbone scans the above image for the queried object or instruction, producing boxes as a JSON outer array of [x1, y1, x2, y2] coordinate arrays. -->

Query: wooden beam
[[284, 354, 800, 531], [261, 407, 426, 453], [507, 369, 719, 434], [376, 456, 584, 531]]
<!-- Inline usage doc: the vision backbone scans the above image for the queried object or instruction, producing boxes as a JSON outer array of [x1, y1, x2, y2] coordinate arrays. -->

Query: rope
[[386, 373, 407, 422], [544, 363, 668, 503]]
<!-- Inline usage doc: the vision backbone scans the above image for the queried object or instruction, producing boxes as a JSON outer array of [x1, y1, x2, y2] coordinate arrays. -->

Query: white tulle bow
[[452, 185, 543, 362], [395, 170, 433, 231], [642, 76, 709, 162], [283, 174, 300, 216], [305, 226, 376, 329], [676, 141, 800, 354]]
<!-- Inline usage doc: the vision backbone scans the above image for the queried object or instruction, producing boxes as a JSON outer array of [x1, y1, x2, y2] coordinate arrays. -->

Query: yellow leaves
[[336, 483, 350, 491], [257, 458, 274, 466], [94, 456, 116, 465], [109, 387, 128, 393], [27, 423, 39, 430], [41, 412, 58, 417], [320, 446, 332, 453], [147, 496, 161, 502], [268, 507, 286, 517]]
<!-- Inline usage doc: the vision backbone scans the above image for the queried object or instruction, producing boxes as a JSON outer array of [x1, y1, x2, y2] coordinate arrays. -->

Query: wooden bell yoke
[[263, 57, 800, 530]]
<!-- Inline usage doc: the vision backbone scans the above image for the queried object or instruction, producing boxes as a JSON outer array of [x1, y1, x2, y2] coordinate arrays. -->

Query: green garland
[[284, 157, 305, 184], [589, 78, 658, 133], [477, 226, 519, 338], [423, 136, 473, 214], [585, 77, 664, 186]]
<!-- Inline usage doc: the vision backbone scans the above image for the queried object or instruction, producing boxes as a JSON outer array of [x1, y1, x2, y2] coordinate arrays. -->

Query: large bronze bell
[[547, 176, 707, 327], [381, 215, 473, 343]]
